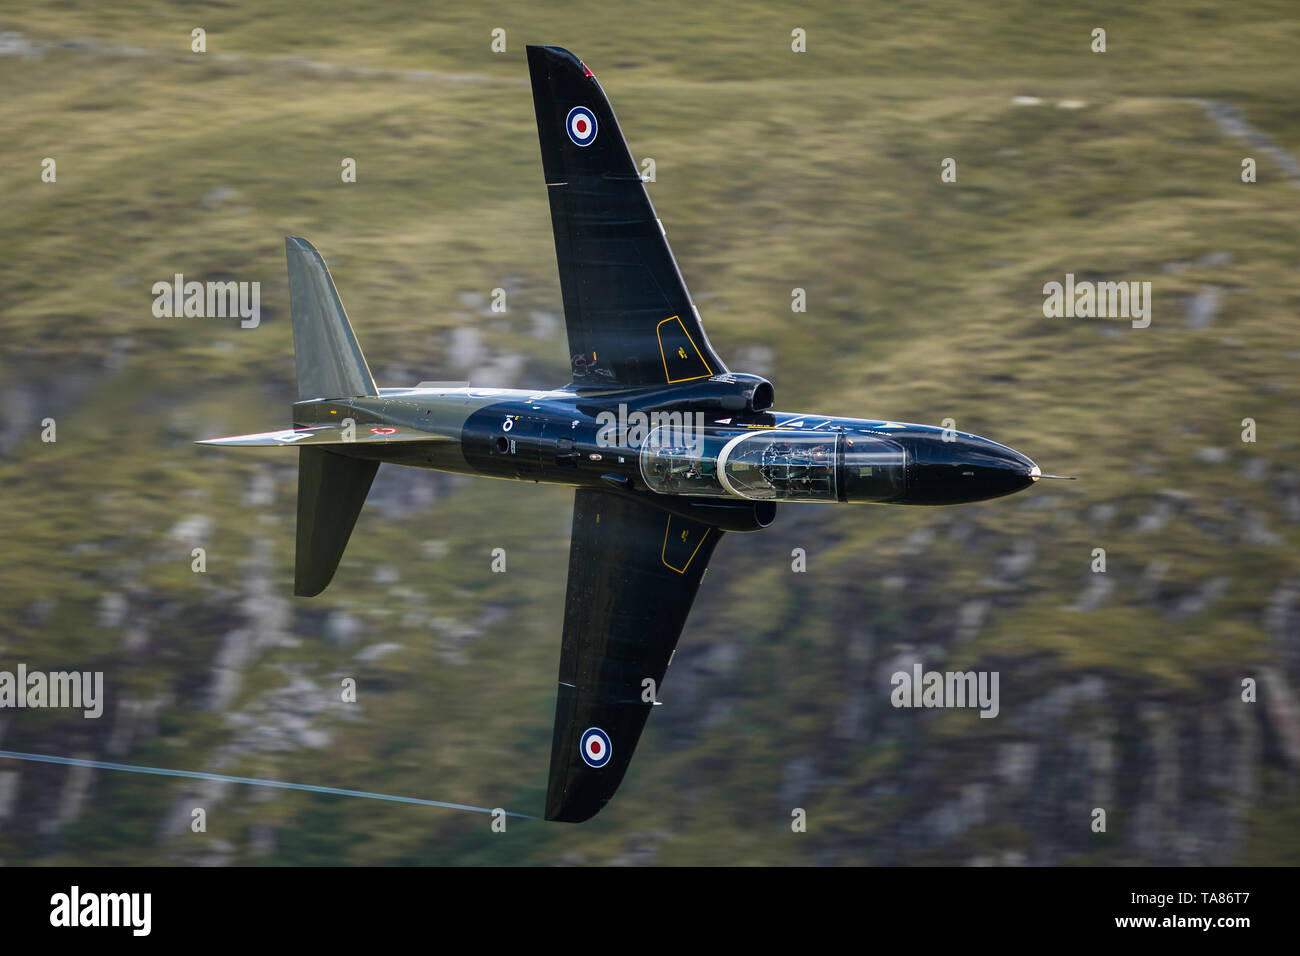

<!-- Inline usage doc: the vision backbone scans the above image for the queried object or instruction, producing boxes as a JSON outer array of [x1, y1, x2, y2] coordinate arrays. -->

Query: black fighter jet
[[200, 46, 1062, 822]]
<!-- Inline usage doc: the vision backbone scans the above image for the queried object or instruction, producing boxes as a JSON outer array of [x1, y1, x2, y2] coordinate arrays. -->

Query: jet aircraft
[[200, 46, 1062, 822]]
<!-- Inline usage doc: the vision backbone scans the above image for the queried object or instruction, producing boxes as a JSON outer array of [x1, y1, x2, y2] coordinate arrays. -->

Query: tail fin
[[294, 447, 379, 597], [285, 236, 378, 401], [284, 237, 380, 596]]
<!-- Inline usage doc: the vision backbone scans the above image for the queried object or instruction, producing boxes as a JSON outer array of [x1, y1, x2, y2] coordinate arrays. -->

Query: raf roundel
[[580, 727, 613, 768], [566, 106, 598, 147]]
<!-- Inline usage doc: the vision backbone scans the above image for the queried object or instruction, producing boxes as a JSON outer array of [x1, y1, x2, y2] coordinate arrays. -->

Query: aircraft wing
[[546, 488, 723, 822], [526, 45, 728, 389], [196, 424, 447, 447]]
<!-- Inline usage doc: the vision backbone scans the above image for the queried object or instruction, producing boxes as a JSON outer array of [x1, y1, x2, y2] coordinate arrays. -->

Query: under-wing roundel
[[547, 489, 722, 822], [526, 45, 727, 388]]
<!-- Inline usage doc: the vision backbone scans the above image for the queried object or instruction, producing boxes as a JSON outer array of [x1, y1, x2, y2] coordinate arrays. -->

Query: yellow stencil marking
[[656, 316, 713, 383], [661, 517, 711, 574]]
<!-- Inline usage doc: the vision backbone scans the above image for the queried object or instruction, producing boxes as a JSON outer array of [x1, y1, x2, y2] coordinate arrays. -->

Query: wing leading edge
[[526, 45, 727, 389], [546, 488, 723, 822]]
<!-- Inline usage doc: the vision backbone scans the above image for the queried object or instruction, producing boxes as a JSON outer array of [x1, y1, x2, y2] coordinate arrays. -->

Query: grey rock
[[1185, 288, 1222, 329], [529, 310, 562, 340], [97, 592, 128, 628], [1242, 457, 1269, 481], [447, 326, 484, 368], [356, 642, 403, 662], [199, 187, 238, 210], [168, 514, 213, 545], [324, 612, 363, 646], [243, 469, 276, 507], [0, 771, 19, 821], [1071, 574, 1114, 612], [1172, 576, 1229, 618]]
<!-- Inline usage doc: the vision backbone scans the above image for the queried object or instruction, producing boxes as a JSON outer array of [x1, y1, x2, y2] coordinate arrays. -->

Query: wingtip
[[543, 801, 602, 824], [293, 580, 325, 599]]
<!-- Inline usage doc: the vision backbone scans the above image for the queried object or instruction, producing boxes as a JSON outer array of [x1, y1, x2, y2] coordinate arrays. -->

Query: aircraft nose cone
[[964, 437, 1038, 499], [1006, 445, 1038, 479], [900, 434, 1039, 504]]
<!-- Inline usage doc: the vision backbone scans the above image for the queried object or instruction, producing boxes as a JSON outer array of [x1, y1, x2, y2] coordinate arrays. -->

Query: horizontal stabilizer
[[197, 424, 447, 447]]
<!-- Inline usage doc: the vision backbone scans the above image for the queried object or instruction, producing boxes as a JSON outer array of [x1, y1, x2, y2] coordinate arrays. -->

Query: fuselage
[[293, 376, 1039, 513]]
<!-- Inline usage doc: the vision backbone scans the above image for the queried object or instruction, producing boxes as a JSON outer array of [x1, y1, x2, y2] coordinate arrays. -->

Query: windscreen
[[840, 435, 906, 502]]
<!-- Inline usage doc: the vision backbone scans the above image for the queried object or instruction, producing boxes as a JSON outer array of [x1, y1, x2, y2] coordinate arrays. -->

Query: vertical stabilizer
[[285, 236, 379, 401], [294, 447, 379, 597]]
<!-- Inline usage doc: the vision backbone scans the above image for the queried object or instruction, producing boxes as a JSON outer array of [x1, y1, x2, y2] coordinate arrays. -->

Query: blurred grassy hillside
[[0, 0, 1298, 865]]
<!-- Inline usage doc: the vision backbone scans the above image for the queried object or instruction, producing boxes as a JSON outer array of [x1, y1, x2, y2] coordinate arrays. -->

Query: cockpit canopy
[[720, 432, 837, 501], [639, 427, 905, 503]]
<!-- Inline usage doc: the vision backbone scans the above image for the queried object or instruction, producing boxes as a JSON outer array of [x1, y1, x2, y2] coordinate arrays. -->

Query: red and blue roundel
[[566, 106, 598, 147], [580, 727, 612, 768]]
